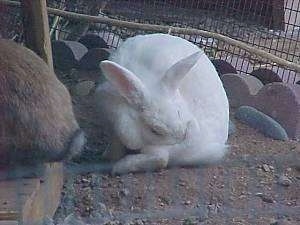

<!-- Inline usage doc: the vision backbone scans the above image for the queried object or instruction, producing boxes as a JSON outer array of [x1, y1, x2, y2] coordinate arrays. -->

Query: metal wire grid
[[0, 2, 23, 41], [1, 0, 300, 83], [43, 0, 300, 83], [100, 0, 300, 83]]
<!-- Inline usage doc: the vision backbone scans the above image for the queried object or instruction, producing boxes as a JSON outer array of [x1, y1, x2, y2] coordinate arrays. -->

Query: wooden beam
[[20, 0, 53, 69]]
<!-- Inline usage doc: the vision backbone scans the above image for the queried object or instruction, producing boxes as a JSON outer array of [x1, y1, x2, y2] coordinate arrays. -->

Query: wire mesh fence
[[0, 1, 300, 225], [45, 0, 300, 83], [1, 0, 300, 82]]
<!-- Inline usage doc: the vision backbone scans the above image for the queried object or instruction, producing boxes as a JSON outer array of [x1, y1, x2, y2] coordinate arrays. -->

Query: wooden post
[[20, 0, 53, 70]]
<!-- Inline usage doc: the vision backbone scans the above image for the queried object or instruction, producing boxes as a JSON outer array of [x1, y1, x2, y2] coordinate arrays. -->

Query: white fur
[[95, 33, 229, 174]]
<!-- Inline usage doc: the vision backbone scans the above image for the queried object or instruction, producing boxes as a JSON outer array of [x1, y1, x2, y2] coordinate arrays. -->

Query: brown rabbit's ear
[[161, 51, 203, 90], [100, 60, 148, 107]]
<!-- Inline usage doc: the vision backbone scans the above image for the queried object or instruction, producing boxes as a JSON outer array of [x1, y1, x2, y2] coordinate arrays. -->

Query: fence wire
[[1, 0, 300, 82], [45, 0, 300, 83]]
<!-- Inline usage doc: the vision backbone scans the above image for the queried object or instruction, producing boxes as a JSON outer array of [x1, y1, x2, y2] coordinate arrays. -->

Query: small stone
[[269, 217, 278, 223], [159, 196, 170, 205], [184, 200, 191, 205], [255, 192, 274, 203], [262, 164, 271, 172], [261, 195, 274, 203], [277, 175, 292, 187], [120, 188, 130, 196], [98, 202, 107, 212], [131, 219, 144, 225], [270, 220, 279, 225], [207, 203, 220, 214], [81, 178, 90, 183], [104, 220, 122, 225], [179, 181, 186, 187], [269, 165, 275, 170]]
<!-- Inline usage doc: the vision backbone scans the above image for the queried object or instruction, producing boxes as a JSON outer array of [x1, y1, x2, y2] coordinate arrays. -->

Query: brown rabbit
[[0, 39, 85, 165]]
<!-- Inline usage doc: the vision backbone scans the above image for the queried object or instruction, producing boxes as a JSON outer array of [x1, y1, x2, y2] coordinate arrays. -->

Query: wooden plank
[[0, 221, 18, 225], [22, 163, 64, 225], [20, 0, 53, 69], [0, 163, 63, 225], [0, 178, 40, 221]]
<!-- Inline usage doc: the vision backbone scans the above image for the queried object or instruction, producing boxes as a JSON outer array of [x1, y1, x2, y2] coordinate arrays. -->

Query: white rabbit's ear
[[100, 60, 147, 106], [162, 51, 203, 90]]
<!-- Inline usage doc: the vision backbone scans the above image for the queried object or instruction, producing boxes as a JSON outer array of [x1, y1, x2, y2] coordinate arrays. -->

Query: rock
[[235, 106, 289, 141], [297, 80, 300, 85], [207, 203, 221, 214], [269, 165, 274, 170], [262, 164, 271, 172], [221, 74, 263, 108], [81, 178, 90, 183], [104, 220, 122, 225], [228, 119, 236, 135], [72, 81, 95, 96], [252, 83, 300, 140], [78, 48, 112, 70], [127, 219, 145, 225], [78, 33, 109, 49], [120, 188, 130, 196], [183, 200, 191, 205], [277, 175, 292, 186], [211, 59, 237, 76], [222, 77, 300, 140], [98, 202, 107, 212], [263, 196, 274, 204], [52, 40, 88, 71], [251, 68, 282, 85]]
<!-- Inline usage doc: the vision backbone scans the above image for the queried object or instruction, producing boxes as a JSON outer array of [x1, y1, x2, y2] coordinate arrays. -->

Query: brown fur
[[0, 39, 84, 165]]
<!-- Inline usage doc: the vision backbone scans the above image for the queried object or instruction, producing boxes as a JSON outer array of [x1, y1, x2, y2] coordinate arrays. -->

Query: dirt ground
[[53, 69, 300, 225]]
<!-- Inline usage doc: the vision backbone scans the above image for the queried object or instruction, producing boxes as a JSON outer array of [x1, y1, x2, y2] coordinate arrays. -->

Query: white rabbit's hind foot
[[112, 151, 169, 175]]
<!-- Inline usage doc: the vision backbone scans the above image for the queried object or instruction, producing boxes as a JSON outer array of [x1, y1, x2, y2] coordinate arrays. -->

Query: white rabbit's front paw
[[111, 153, 169, 175]]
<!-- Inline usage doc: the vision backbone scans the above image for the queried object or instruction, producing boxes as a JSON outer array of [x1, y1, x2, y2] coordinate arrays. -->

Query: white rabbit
[[95, 33, 229, 174]]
